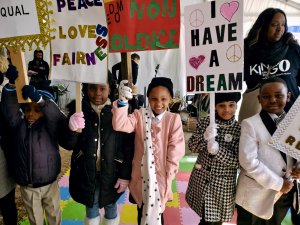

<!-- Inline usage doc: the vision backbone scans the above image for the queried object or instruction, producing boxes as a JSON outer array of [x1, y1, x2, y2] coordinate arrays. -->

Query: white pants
[[20, 180, 61, 225]]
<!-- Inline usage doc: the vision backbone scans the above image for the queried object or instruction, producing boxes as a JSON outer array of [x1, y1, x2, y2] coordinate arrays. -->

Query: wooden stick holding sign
[[121, 52, 136, 94], [7, 47, 30, 103], [75, 82, 82, 132]]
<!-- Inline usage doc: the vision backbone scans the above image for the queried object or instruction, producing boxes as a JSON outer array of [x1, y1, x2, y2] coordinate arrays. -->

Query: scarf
[[141, 107, 162, 225], [90, 99, 111, 171]]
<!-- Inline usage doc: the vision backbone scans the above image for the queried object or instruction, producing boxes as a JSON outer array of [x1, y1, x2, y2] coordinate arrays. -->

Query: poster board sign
[[0, 1, 40, 39], [184, 0, 243, 93], [0, 0, 53, 50], [104, 0, 180, 52], [50, 0, 108, 83], [269, 96, 300, 161]]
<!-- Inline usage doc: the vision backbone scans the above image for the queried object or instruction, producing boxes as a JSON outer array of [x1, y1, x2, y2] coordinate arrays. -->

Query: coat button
[[94, 139, 97, 142], [94, 123, 97, 126]]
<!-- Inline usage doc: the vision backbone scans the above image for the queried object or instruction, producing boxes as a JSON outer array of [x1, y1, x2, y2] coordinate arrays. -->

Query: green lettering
[[124, 35, 136, 50], [94, 47, 107, 61], [148, 2, 160, 19], [130, 0, 144, 19], [217, 74, 227, 91], [111, 34, 123, 51], [207, 75, 214, 91], [162, 0, 177, 17]]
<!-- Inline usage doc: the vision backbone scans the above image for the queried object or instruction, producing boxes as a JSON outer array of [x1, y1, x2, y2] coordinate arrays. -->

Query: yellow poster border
[[0, 1, 54, 51]]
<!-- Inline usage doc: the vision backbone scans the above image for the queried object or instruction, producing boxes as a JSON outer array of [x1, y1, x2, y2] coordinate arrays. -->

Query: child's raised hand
[[6, 64, 18, 84], [22, 85, 42, 102], [291, 167, 300, 180], [69, 112, 85, 132], [114, 178, 129, 193], [119, 80, 133, 103], [204, 125, 218, 141]]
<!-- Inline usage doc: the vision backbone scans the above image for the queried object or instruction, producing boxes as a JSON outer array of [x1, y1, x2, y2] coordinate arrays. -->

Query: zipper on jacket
[[28, 124, 33, 184]]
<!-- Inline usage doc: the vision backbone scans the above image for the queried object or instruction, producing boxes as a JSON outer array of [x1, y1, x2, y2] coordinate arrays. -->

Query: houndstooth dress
[[186, 116, 241, 222]]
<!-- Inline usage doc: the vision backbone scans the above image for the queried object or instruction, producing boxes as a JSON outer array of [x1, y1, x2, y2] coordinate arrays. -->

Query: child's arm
[[111, 100, 137, 133], [1, 84, 23, 128], [239, 119, 284, 191], [166, 114, 185, 180], [213, 123, 240, 168], [188, 117, 209, 153]]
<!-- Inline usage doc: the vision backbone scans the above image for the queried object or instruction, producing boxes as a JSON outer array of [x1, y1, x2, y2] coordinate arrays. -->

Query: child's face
[[24, 102, 44, 125], [258, 82, 290, 116], [148, 86, 172, 116], [87, 83, 110, 105], [215, 101, 237, 121]]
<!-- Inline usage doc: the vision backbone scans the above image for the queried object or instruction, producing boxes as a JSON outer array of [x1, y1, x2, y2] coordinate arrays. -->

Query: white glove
[[119, 80, 133, 103], [204, 125, 218, 141], [69, 112, 85, 132], [114, 178, 129, 193], [207, 140, 219, 155]]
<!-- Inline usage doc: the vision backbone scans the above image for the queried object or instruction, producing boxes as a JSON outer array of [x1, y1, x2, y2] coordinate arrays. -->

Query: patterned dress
[[186, 115, 241, 222]]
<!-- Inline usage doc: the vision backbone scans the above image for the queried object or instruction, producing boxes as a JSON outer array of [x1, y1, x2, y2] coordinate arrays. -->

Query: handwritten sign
[[104, 0, 180, 52], [0, 0, 39, 38], [50, 0, 108, 83], [0, 0, 52, 51], [184, 0, 244, 93], [269, 96, 300, 161]]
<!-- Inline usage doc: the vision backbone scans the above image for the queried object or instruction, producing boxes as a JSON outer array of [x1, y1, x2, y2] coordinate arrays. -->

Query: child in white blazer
[[236, 77, 300, 225], [112, 77, 185, 225]]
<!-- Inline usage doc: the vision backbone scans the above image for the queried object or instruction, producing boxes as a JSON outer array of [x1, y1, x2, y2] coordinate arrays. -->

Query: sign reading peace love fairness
[[184, 0, 244, 93], [50, 0, 108, 83], [104, 0, 180, 52]]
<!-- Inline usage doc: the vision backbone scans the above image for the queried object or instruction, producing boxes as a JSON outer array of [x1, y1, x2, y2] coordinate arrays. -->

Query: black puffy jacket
[[1, 87, 70, 186], [65, 100, 134, 208]]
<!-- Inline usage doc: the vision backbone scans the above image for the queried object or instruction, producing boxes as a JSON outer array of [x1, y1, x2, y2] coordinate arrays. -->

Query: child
[[64, 74, 134, 225], [112, 77, 185, 225], [186, 92, 241, 225], [235, 77, 300, 225], [1, 72, 71, 225]]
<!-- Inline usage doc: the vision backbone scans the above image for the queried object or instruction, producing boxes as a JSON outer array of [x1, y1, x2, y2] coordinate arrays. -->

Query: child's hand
[[119, 80, 133, 103], [204, 125, 218, 141], [22, 85, 42, 102], [280, 179, 294, 194], [69, 112, 85, 132], [291, 167, 300, 180], [114, 178, 129, 193], [6, 65, 18, 84], [207, 140, 219, 155]]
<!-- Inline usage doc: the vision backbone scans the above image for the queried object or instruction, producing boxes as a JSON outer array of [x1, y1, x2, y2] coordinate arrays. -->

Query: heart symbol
[[220, 1, 239, 22], [189, 55, 205, 70]]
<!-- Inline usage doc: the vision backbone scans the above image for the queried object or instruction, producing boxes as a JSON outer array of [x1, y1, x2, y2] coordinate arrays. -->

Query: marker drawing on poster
[[184, 0, 244, 93]]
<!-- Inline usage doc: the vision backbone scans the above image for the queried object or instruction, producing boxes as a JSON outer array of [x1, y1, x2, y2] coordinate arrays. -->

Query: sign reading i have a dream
[[184, 0, 244, 93]]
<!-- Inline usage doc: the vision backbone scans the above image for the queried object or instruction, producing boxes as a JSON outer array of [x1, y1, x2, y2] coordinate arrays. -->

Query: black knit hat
[[147, 77, 174, 98], [215, 92, 241, 105]]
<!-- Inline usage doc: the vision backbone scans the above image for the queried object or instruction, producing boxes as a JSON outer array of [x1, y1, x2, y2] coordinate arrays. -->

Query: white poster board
[[184, 0, 244, 93], [270, 96, 300, 160], [50, 1, 108, 83], [0, 0, 40, 38]]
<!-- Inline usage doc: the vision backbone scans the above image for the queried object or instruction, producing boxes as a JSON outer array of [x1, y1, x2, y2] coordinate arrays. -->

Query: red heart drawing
[[220, 1, 239, 22], [189, 55, 205, 70]]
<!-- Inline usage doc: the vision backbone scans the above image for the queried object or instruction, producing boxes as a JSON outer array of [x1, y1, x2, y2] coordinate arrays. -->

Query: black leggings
[[0, 188, 17, 225]]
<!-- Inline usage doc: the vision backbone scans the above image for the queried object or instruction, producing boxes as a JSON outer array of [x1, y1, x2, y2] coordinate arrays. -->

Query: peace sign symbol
[[226, 44, 242, 62], [189, 9, 204, 27]]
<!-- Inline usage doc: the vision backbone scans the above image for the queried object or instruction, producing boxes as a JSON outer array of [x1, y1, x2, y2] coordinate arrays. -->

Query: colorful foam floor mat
[[19, 156, 293, 225]]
